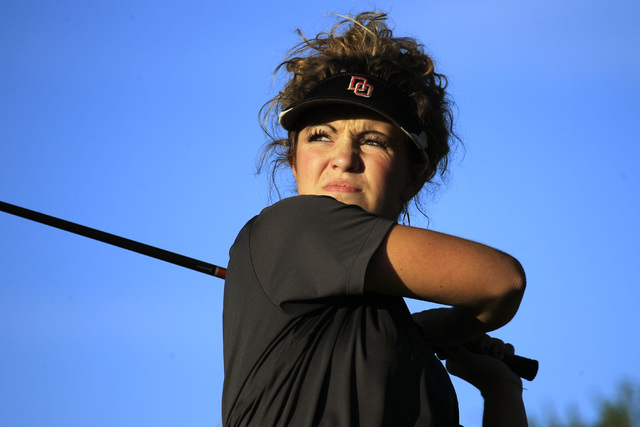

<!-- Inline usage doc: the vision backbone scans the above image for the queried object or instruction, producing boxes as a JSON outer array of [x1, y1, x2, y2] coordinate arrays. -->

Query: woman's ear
[[288, 131, 301, 183], [288, 154, 297, 180]]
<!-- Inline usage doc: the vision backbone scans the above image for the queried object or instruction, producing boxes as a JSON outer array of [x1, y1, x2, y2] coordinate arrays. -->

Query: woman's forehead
[[296, 105, 400, 133]]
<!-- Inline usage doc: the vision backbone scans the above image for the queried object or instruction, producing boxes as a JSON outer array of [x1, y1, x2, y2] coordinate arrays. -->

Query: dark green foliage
[[529, 380, 640, 427]]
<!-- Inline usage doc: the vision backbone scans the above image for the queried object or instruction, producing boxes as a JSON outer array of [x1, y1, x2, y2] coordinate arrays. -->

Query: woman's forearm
[[366, 224, 526, 330], [443, 341, 529, 427], [481, 378, 528, 427]]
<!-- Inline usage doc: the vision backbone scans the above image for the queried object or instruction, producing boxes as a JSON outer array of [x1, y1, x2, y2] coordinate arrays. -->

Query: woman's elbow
[[483, 256, 527, 330], [493, 252, 526, 298], [502, 256, 527, 318], [509, 257, 526, 296]]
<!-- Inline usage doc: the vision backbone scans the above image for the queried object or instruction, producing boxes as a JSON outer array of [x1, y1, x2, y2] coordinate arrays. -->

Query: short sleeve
[[247, 195, 394, 311]]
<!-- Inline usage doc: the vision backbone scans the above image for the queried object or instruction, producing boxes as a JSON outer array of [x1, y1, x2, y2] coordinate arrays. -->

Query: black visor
[[279, 73, 428, 151]]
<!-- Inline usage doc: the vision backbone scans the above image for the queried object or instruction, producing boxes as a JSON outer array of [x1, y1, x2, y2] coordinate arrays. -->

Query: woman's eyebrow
[[354, 129, 396, 141], [304, 122, 394, 139], [310, 122, 337, 132], [358, 129, 390, 136]]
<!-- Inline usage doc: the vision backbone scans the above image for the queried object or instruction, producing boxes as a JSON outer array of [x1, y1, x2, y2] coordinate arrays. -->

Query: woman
[[222, 12, 527, 426]]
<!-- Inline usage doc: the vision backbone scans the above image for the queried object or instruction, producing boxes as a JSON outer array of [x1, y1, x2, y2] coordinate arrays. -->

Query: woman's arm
[[365, 224, 526, 332]]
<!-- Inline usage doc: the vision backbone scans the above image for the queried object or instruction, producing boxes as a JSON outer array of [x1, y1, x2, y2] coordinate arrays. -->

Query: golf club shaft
[[0, 200, 226, 279], [1, 200, 541, 380]]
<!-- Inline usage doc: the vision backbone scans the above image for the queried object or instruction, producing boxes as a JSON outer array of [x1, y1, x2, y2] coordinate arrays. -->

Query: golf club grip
[[464, 342, 539, 381], [501, 353, 539, 381]]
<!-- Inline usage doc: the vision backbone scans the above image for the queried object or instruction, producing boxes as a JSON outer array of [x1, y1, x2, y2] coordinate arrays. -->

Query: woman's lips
[[323, 180, 362, 193]]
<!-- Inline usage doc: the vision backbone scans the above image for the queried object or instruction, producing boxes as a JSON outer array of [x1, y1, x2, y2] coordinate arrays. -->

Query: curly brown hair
[[259, 11, 457, 216]]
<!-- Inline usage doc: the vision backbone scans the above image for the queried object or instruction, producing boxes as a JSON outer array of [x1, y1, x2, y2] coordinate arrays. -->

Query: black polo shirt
[[222, 196, 459, 426]]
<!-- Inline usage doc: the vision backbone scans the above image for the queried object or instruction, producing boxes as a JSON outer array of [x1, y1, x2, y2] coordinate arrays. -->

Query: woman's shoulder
[[249, 195, 341, 236], [261, 195, 342, 214]]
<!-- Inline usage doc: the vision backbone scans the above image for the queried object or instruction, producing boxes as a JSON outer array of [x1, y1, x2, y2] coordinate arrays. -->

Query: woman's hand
[[437, 335, 528, 427], [440, 335, 521, 394], [411, 307, 488, 346]]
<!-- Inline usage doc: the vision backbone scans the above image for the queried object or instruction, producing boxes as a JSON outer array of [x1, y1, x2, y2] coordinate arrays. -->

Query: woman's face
[[291, 106, 416, 220]]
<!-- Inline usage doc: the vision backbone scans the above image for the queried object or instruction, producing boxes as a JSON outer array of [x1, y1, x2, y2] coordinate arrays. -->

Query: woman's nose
[[330, 144, 363, 172]]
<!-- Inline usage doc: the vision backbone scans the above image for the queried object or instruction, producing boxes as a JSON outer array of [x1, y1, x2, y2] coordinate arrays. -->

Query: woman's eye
[[307, 132, 331, 142], [363, 138, 388, 148]]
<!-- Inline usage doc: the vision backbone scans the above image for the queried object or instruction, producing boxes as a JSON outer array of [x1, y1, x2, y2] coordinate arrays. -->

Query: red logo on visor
[[347, 76, 373, 97]]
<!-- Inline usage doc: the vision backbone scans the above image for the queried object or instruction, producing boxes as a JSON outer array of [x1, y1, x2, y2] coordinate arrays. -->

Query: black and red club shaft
[[1, 199, 540, 380]]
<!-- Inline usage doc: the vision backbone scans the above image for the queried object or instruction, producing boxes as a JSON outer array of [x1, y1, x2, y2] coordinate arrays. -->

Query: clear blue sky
[[1, 1, 639, 426]]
